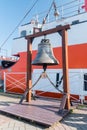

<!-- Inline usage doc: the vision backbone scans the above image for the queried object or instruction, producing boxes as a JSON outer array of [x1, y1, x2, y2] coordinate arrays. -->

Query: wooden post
[[26, 38, 33, 102], [62, 29, 70, 110]]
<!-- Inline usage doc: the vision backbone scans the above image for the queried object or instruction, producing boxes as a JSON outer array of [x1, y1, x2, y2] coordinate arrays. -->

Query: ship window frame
[[20, 30, 27, 37], [56, 73, 59, 88], [84, 73, 87, 91]]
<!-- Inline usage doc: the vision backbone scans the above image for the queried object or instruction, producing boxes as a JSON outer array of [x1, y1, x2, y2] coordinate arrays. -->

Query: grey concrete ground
[[47, 108, 87, 130], [0, 93, 87, 130]]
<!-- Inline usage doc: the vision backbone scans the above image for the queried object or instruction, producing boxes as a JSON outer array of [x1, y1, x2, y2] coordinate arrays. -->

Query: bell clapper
[[41, 72, 47, 78]]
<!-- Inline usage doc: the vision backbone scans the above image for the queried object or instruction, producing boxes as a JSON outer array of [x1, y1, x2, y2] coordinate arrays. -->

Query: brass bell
[[32, 39, 59, 71]]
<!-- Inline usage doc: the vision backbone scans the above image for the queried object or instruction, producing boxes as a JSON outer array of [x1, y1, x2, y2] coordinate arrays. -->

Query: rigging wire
[[35, 0, 83, 22], [0, 0, 39, 49], [0, 0, 83, 50], [42, 0, 54, 25], [41, 0, 59, 26], [0, 0, 82, 49]]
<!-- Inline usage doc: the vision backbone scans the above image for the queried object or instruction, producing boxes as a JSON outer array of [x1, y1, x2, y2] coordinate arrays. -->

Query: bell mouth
[[32, 62, 58, 66], [32, 38, 59, 70], [42, 63, 58, 72], [33, 63, 58, 72]]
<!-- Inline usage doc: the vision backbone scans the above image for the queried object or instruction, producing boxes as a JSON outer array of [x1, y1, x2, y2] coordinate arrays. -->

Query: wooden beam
[[62, 29, 70, 110], [25, 25, 70, 39]]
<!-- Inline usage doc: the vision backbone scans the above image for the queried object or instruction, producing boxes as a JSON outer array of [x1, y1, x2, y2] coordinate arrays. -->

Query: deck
[[0, 97, 69, 126]]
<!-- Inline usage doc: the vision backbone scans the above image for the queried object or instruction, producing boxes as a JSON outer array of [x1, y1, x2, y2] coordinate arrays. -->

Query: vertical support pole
[[26, 38, 33, 102], [4, 72, 6, 92], [62, 29, 70, 110]]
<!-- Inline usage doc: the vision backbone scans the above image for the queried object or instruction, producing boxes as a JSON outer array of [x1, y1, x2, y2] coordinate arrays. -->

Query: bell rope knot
[[41, 72, 47, 78]]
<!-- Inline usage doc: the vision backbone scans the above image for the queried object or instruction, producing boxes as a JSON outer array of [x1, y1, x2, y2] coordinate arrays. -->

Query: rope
[[20, 71, 82, 105], [19, 72, 63, 104], [19, 74, 42, 104], [38, 74, 81, 104], [42, 0, 54, 25], [46, 74, 64, 93], [19, 70, 81, 106], [33, 73, 64, 97]]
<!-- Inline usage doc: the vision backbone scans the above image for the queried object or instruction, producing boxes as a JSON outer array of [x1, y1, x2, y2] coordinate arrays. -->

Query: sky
[[0, 0, 84, 56]]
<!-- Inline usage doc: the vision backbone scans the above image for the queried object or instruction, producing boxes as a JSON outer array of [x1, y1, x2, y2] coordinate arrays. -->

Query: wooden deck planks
[[0, 97, 69, 126]]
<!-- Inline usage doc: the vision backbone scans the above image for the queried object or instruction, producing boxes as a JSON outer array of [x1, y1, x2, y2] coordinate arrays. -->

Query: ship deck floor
[[0, 97, 69, 126]]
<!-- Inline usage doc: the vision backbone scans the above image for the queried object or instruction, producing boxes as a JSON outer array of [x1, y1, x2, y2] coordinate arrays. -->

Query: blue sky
[[0, 0, 84, 56]]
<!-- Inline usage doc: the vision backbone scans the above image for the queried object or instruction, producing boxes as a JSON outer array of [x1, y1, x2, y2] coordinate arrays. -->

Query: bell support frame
[[25, 24, 70, 110]]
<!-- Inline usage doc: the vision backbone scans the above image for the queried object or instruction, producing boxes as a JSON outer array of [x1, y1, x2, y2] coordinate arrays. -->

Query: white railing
[[34, 0, 84, 23]]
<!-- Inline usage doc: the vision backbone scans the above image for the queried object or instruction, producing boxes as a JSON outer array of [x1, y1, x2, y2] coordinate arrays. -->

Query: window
[[56, 73, 59, 88], [72, 20, 79, 25], [84, 73, 87, 91], [21, 30, 26, 37]]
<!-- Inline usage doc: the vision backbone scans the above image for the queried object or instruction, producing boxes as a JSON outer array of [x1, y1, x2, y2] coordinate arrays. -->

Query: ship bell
[[32, 39, 59, 71]]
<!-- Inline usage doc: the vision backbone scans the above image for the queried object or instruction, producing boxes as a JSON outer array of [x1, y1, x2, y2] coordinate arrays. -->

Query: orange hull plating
[[33, 43, 87, 69], [9, 42, 87, 72]]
